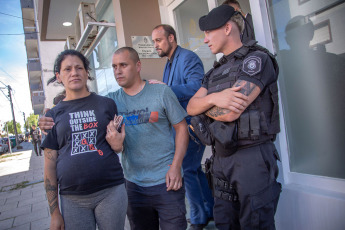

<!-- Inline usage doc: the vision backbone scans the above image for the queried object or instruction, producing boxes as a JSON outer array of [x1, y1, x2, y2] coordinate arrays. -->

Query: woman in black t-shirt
[[41, 50, 127, 230]]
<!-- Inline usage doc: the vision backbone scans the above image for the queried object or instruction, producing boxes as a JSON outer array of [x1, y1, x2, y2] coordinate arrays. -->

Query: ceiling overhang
[[39, 0, 97, 41]]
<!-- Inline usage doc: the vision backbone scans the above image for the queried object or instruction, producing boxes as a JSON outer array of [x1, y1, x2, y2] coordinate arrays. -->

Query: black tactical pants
[[212, 142, 281, 230], [32, 140, 42, 156]]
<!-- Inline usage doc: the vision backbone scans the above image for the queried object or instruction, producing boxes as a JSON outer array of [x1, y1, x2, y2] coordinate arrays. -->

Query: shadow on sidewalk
[[0, 142, 49, 230], [0, 141, 44, 192]]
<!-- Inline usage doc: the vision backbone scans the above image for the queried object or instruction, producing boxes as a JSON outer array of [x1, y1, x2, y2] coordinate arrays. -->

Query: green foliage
[[10, 181, 29, 190], [2, 121, 22, 135], [26, 113, 39, 129]]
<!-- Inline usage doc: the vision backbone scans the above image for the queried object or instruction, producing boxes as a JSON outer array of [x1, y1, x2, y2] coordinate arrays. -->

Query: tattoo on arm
[[45, 179, 58, 215], [234, 80, 256, 96], [205, 80, 257, 119], [205, 107, 230, 118], [44, 149, 57, 161]]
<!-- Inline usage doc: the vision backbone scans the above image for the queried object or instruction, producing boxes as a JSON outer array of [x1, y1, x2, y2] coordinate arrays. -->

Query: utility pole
[[6, 122, 12, 154], [23, 112, 26, 132], [23, 112, 27, 142], [7, 85, 21, 149]]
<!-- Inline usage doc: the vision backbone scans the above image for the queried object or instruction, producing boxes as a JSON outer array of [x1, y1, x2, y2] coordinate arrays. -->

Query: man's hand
[[39, 116, 55, 135], [166, 164, 183, 191], [211, 86, 248, 113], [106, 116, 125, 153], [165, 120, 188, 191], [148, 79, 166, 85], [50, 212, 65, 230]]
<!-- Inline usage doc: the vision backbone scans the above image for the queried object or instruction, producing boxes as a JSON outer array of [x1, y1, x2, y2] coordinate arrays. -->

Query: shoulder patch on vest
[[242, 56, 262, 76]]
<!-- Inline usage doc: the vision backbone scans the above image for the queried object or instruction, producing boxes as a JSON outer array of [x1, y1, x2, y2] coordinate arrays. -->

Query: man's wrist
[[170, 161, 182, 169], [207, 93, 215, 106], [114, 145, 124, 154]]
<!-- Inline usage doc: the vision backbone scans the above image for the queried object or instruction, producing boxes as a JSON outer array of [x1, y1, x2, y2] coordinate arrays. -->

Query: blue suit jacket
[[163, 46, 204, 116]]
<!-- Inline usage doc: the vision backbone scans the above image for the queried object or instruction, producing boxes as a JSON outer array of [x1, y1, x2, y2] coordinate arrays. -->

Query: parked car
[[2, 137, 14, 148], [0, 138, 9, 153]]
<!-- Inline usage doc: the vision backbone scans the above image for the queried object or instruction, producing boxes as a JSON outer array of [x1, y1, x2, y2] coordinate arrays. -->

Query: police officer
[[187, 5, 281, 230]]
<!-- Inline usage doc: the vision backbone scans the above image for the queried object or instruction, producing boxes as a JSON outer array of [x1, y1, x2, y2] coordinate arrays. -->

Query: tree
[[26, 113, 39, 130], [3, 121, 22, 135]]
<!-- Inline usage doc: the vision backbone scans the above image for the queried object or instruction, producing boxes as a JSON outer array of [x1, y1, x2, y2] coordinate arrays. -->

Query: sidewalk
[[0, 142, 216, 230], [0, 142, 49, 230]]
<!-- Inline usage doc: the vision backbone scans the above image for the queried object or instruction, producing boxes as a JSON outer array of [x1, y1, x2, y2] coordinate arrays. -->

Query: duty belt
[[214, 189, 238, 202], [213, 177, 239, 202], [214, 178, 233, 190]]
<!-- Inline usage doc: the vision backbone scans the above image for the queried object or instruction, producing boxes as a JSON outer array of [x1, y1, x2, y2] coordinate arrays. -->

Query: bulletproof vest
[[206, 41, 280, 147]]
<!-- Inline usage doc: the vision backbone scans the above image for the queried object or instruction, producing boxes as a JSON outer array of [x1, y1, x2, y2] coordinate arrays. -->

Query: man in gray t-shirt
[[106, 47, 189, 230], [107, 82, 186, 187]]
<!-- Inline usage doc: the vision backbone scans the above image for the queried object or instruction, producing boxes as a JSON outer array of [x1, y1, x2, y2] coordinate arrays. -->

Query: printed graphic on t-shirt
[[32, 129, 40, 141], [71, 129, 97, 155], [68, 110, 103, 156], [119, 107, 158, 126]]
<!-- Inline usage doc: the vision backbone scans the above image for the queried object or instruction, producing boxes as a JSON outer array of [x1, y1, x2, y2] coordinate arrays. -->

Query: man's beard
[[158, 51, 167, 57], [158, 43, 172, 58]]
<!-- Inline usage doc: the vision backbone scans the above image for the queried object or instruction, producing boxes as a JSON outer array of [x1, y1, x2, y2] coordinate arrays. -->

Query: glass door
[[267, 0, 345, 179], [173, 0, 216, 72]]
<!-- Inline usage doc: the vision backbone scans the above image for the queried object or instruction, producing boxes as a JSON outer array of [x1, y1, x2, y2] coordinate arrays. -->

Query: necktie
[[163, 62, 171, 84]]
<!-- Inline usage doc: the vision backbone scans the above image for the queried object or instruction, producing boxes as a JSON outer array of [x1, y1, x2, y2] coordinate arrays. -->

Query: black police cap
[[199, 5, 237, 31]]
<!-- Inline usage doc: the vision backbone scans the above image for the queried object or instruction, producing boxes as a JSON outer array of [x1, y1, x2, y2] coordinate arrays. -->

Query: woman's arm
[[44, 148, 64, 230]]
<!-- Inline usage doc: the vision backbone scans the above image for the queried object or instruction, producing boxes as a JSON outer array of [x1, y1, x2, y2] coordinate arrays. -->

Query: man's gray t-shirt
[[107, 81, 187, 187]]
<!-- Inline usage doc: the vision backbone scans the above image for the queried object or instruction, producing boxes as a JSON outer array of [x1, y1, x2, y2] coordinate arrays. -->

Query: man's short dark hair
[[114, 47, 140, 63], [153, 24, 177, 42], [222, 0, 241, 9]]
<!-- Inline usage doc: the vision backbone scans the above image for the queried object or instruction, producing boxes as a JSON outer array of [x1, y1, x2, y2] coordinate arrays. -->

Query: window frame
[[252, 0, 345, 194]]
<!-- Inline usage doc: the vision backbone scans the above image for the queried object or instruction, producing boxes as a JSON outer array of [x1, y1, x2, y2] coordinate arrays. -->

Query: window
[[89, 0, 119, 96], [267, 0, 345, 179], [173, 0, 216, 71]]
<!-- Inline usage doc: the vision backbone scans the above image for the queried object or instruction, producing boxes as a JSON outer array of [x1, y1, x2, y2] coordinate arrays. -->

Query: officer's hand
[[213, 86, 249, 113], [166, 165, 183, 191], [39, 116, 55, 135], [106, 120, 125, 153]]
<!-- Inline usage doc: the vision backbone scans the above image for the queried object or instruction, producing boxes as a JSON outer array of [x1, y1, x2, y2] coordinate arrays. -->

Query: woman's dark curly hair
[[47, 49, 93, 85]]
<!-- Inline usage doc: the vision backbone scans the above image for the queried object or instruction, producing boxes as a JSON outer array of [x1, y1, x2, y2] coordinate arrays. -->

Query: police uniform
[[198, 5, 281, 230]]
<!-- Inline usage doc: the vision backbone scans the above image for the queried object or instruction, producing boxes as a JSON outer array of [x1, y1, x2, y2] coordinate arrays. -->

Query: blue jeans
[[183, 130, 214, 225], [60, 184, 127, 230], [126, 180, 187, 230]]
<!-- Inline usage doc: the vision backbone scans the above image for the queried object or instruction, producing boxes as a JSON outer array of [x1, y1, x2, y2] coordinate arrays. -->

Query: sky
[[0, 0, 33, 131]]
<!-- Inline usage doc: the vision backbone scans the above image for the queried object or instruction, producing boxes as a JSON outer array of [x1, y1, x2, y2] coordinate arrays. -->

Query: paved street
[[0, 142, 216, 230]]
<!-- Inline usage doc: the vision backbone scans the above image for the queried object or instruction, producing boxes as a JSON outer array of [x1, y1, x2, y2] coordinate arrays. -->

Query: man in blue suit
[[150, 24, 214, 230]]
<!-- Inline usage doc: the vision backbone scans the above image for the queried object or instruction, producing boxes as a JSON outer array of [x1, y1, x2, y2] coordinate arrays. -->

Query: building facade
[[20, 0, 45, 115], [21, 0, 345, 229]]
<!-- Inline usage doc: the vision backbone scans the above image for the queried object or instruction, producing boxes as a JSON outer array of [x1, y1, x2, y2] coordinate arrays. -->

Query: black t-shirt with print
[[30, 128, 41, 142], [41, 93, 124, 195]]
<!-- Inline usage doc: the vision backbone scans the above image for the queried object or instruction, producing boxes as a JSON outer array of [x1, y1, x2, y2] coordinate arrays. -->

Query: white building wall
[[33, 0, 65, 110], [38, 41, 65, 109]]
